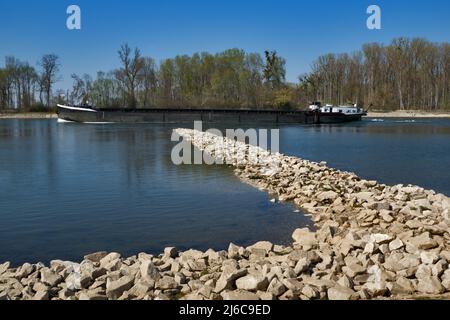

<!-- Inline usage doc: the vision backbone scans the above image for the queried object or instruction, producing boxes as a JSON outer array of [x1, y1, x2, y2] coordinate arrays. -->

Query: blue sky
[[0, 0, 449, 90]]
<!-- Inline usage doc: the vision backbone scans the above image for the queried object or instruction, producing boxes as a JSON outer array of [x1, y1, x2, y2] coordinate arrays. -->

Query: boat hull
[[57, 105, 364, 125], [318, 113, 364, 124]]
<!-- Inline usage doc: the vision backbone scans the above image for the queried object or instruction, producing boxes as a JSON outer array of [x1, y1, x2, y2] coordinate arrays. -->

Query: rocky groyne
[[1, 128, 450, 300]]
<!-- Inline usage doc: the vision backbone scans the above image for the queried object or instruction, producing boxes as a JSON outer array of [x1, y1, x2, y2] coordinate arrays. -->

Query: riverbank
[[2, 110, 450, 120], [0, 113, 57, 119], [367, 110, 450, 118], [1, 129, 450, 301]]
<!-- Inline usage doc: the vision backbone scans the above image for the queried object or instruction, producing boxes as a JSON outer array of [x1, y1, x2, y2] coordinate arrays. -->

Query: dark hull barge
[[57, 105, 366, 124]]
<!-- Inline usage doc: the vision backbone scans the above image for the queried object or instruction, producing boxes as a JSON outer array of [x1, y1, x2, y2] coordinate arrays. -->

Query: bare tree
[[140, 57, 158, 107], [18, 63, 38, 109], [386, 38, 409, 110], [116, 44, 144, 108], [38, 54, 60, 108]]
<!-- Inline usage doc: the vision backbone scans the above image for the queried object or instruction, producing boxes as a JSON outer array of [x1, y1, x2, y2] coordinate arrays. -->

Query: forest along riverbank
[[1, 130, 450, 301]]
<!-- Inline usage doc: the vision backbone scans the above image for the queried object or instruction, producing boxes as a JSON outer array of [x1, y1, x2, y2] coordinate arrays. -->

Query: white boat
[[308, 102, 366, 117]]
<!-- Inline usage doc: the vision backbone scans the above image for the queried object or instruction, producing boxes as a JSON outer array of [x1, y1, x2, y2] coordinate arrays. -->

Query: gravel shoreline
[[367, 111, 450, 118], [0, 113, 57, 119], [1, 128, 449, 301]]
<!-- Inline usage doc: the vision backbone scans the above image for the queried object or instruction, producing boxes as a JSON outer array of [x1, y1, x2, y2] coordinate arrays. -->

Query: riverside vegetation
[[1, 129, 450, 301], [1, 37, 449, 113]]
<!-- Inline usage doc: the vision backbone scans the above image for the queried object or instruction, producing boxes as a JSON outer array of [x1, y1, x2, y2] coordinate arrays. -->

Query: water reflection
[[0, 117, 449, 266], [0, 120, 309, 265]]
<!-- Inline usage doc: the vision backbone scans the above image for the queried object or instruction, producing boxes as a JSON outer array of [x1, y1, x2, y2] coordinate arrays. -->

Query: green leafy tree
[[263, 50, 286, 89]]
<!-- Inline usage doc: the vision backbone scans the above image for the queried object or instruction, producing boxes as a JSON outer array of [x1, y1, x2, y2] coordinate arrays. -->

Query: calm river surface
[[0, 118, 449, 265]]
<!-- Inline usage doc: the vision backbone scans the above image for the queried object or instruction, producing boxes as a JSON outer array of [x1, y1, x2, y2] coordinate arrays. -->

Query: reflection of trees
[[308, 122, 450, 136], [85, 125, 239, 189], [5, 120, 448, 197], [0, 120, 59, 187]]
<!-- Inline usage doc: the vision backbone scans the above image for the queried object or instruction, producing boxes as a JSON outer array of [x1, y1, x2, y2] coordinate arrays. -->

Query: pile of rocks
[[1, 129, 449, 300]]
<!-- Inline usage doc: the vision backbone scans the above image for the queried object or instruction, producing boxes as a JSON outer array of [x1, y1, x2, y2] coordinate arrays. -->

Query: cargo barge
[[57, 104, 366, 124]]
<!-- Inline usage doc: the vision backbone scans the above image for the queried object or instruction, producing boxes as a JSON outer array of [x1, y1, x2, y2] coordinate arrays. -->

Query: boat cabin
[[308, 102, 365, 115]]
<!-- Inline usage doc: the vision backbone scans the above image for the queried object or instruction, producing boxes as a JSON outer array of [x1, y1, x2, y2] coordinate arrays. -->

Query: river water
[[0, 118, 449, 265]]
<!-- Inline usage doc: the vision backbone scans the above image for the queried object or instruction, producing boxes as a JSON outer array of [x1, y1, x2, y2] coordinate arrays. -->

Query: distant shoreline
[[2, 111, 450, 120], [0, 113, 58, 119], [367, 111, 450, 118]]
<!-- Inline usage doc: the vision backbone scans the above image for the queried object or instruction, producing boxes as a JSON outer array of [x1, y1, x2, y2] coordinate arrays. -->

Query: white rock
[[65, 272, 82, 291], [221, 290, 259, 300], [417, 276, 445, 294], [15, 263, 34, 279], [327, 286, 358, 300], [258, 292, 275, 300], [235, 274, 269, 292], [337, 275, 353, 289], [302, 285, 319, 299], [354, 192, 374, 203], [40, 268, 63, 287], [407, 232, 438, 250], [267, 278, 287, 297], [317, 191, 338, 203], [84, 251, 108, 263], [247, 241, 273, 254], [432, 260, 447, 277], [228, 243, 240, 259], [156, 276, 178, 290], [420, 251, 439, 265], [342, 263, 366, 278], [99, 252, 121, 270], [363, 242, 376, 254], [163, 247, 178, 259], [32, 290, 49, 301], [140, 260, 160, 281], [364, 265, 387, 296], [214, 267, 247, 293], [370, 234, 394, 244], [389, 238, 404, 251], [292, 228, 317, 249], [415, 264, 432, 279], [0, 262, 10, 275], [106, 276, 134, 300], [79, 290, 108, 300], [0, 292, 10, 300]]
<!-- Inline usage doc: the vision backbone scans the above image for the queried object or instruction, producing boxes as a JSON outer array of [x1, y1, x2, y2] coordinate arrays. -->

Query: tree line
[[1, 37, 449, 112], [67, 45, 287, 110], [298, 38, 450, 111], [0, 54, 60, 111]]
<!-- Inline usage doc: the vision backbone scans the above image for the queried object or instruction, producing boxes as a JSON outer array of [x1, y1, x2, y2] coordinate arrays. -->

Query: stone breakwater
[[1, 130, 450, 301]]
